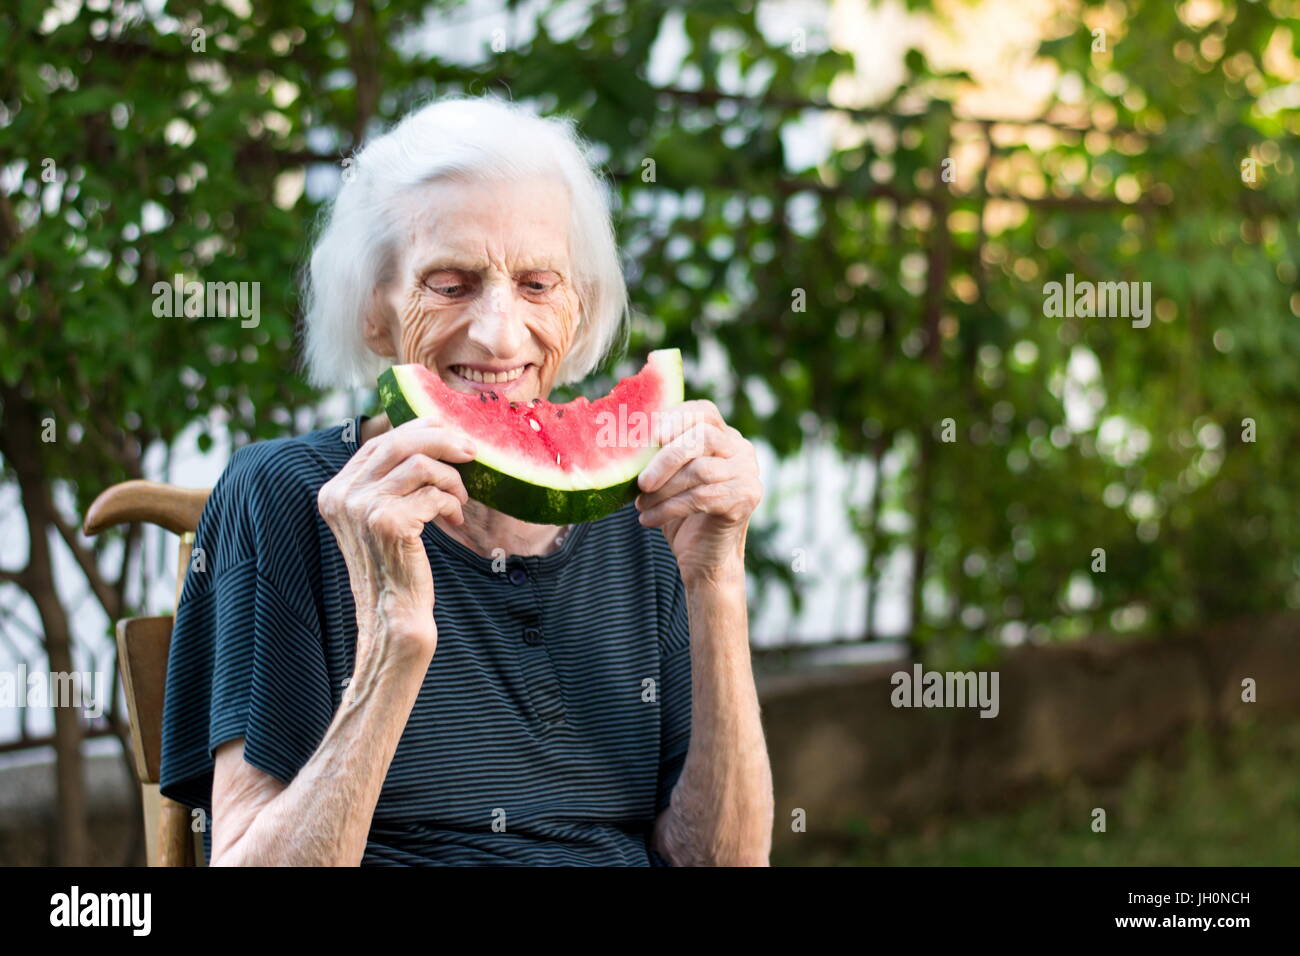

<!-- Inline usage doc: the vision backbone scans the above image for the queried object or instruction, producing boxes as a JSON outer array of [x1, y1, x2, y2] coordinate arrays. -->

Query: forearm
[[656, 561, 774, 866], [213, 629, 429, 867]]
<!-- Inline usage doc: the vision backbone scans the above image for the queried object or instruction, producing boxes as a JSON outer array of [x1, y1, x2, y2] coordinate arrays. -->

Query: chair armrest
[[83, 480, 211, 536]]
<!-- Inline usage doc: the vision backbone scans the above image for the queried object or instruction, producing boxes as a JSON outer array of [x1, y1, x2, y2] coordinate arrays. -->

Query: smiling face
[[363, 173, 582, 402]]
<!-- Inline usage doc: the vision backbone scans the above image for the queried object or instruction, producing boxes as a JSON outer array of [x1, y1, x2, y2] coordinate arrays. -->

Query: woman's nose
[[465, 282, 530, 357]]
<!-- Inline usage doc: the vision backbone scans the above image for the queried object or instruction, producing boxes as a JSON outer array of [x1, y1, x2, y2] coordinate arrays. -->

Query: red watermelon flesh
[[377, 348, 684, 524]]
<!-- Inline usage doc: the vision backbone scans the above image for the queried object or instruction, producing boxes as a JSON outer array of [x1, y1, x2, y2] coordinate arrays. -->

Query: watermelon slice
[[377, 349, 684, 525]]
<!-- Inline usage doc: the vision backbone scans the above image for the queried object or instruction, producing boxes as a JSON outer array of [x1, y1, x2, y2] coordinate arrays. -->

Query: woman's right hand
[[317, 417, 476, 660]]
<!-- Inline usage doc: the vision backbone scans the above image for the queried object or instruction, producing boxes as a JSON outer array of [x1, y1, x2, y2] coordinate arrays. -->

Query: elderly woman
[[159, 94, 772, 866]]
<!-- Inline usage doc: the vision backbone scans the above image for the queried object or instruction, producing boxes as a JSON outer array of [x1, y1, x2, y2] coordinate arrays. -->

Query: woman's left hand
[[635, 400, 763, 584]]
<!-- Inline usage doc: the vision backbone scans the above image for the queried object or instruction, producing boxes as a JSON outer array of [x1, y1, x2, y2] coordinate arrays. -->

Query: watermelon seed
[[529, 419, 540, 431], [509, 401, 518, 409], [479, 393, 486, 402], [488, 392, 498, 401], [556, 409, 564, 418]]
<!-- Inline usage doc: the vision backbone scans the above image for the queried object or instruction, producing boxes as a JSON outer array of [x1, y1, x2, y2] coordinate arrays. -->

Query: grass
[[774, 715, 1300, 866]]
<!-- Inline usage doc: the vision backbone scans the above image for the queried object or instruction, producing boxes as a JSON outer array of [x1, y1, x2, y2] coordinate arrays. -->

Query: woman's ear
[[361, 288, 399, 359]]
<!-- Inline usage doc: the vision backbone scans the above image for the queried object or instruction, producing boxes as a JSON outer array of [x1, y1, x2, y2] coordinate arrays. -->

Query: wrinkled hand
[[635, 400, 763, 584], [317, 417, 475, 659]]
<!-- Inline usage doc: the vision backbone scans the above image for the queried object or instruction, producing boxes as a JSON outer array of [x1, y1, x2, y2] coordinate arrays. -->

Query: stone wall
[[757, 613, 1300, 852], [2, 614, 1297, 864]]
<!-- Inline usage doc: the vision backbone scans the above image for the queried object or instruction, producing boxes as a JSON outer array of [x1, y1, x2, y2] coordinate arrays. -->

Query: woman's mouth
[[447, 363, 534, 394]]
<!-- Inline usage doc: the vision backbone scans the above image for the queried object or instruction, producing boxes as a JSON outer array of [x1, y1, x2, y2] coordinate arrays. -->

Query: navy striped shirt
[[159, 415, 693, 866]]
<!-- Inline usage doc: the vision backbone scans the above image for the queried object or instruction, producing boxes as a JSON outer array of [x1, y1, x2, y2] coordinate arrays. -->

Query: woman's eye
[[522, 277, 555, 293], [426, 279, 468, 297]]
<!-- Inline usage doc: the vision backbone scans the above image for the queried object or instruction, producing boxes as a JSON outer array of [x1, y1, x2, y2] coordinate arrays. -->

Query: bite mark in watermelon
[[377, 349, 684, 525]]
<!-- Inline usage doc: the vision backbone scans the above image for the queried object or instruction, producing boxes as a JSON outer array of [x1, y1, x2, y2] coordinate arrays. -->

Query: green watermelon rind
[[376, 350, 684, 526]]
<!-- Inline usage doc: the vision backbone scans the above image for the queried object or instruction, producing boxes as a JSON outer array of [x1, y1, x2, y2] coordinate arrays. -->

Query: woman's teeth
[[450, 364, 529, 384]]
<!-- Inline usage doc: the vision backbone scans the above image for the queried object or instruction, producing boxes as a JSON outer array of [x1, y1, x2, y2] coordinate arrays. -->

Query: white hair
[[299, 93, 630, 390]]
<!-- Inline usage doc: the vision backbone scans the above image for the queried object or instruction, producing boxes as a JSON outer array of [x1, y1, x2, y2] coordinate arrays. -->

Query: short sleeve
[[159, 441, 338, 815]]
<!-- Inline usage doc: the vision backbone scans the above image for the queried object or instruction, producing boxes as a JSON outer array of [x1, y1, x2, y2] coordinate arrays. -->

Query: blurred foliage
[[1, 0, 1297, 656], [775, 715, 1300, 866]]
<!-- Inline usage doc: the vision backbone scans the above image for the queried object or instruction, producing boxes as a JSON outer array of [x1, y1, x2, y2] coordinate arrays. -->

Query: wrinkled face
[[364, 173, 581, 402]]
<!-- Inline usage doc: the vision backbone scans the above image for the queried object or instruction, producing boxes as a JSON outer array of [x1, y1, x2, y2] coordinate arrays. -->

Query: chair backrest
[[84, 480, 211, 866]]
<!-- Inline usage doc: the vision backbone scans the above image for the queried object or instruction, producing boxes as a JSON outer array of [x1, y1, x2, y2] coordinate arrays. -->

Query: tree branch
[[112, 520, 141, 614], [348, 0, 380, 145], [0, 567, 29, 588], [49, 504, 121, 621]]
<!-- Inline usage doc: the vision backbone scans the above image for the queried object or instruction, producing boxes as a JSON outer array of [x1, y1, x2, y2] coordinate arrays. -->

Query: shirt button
[[522, 627, 544, 645], [508, 566, 528, 585]]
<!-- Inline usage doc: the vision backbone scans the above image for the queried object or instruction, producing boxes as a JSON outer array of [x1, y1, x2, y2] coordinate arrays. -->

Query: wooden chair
[[83, 480, 211, 867]]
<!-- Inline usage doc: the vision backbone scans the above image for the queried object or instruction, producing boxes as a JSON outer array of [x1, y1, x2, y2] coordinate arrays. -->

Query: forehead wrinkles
[[395, 177, 573, 276]]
